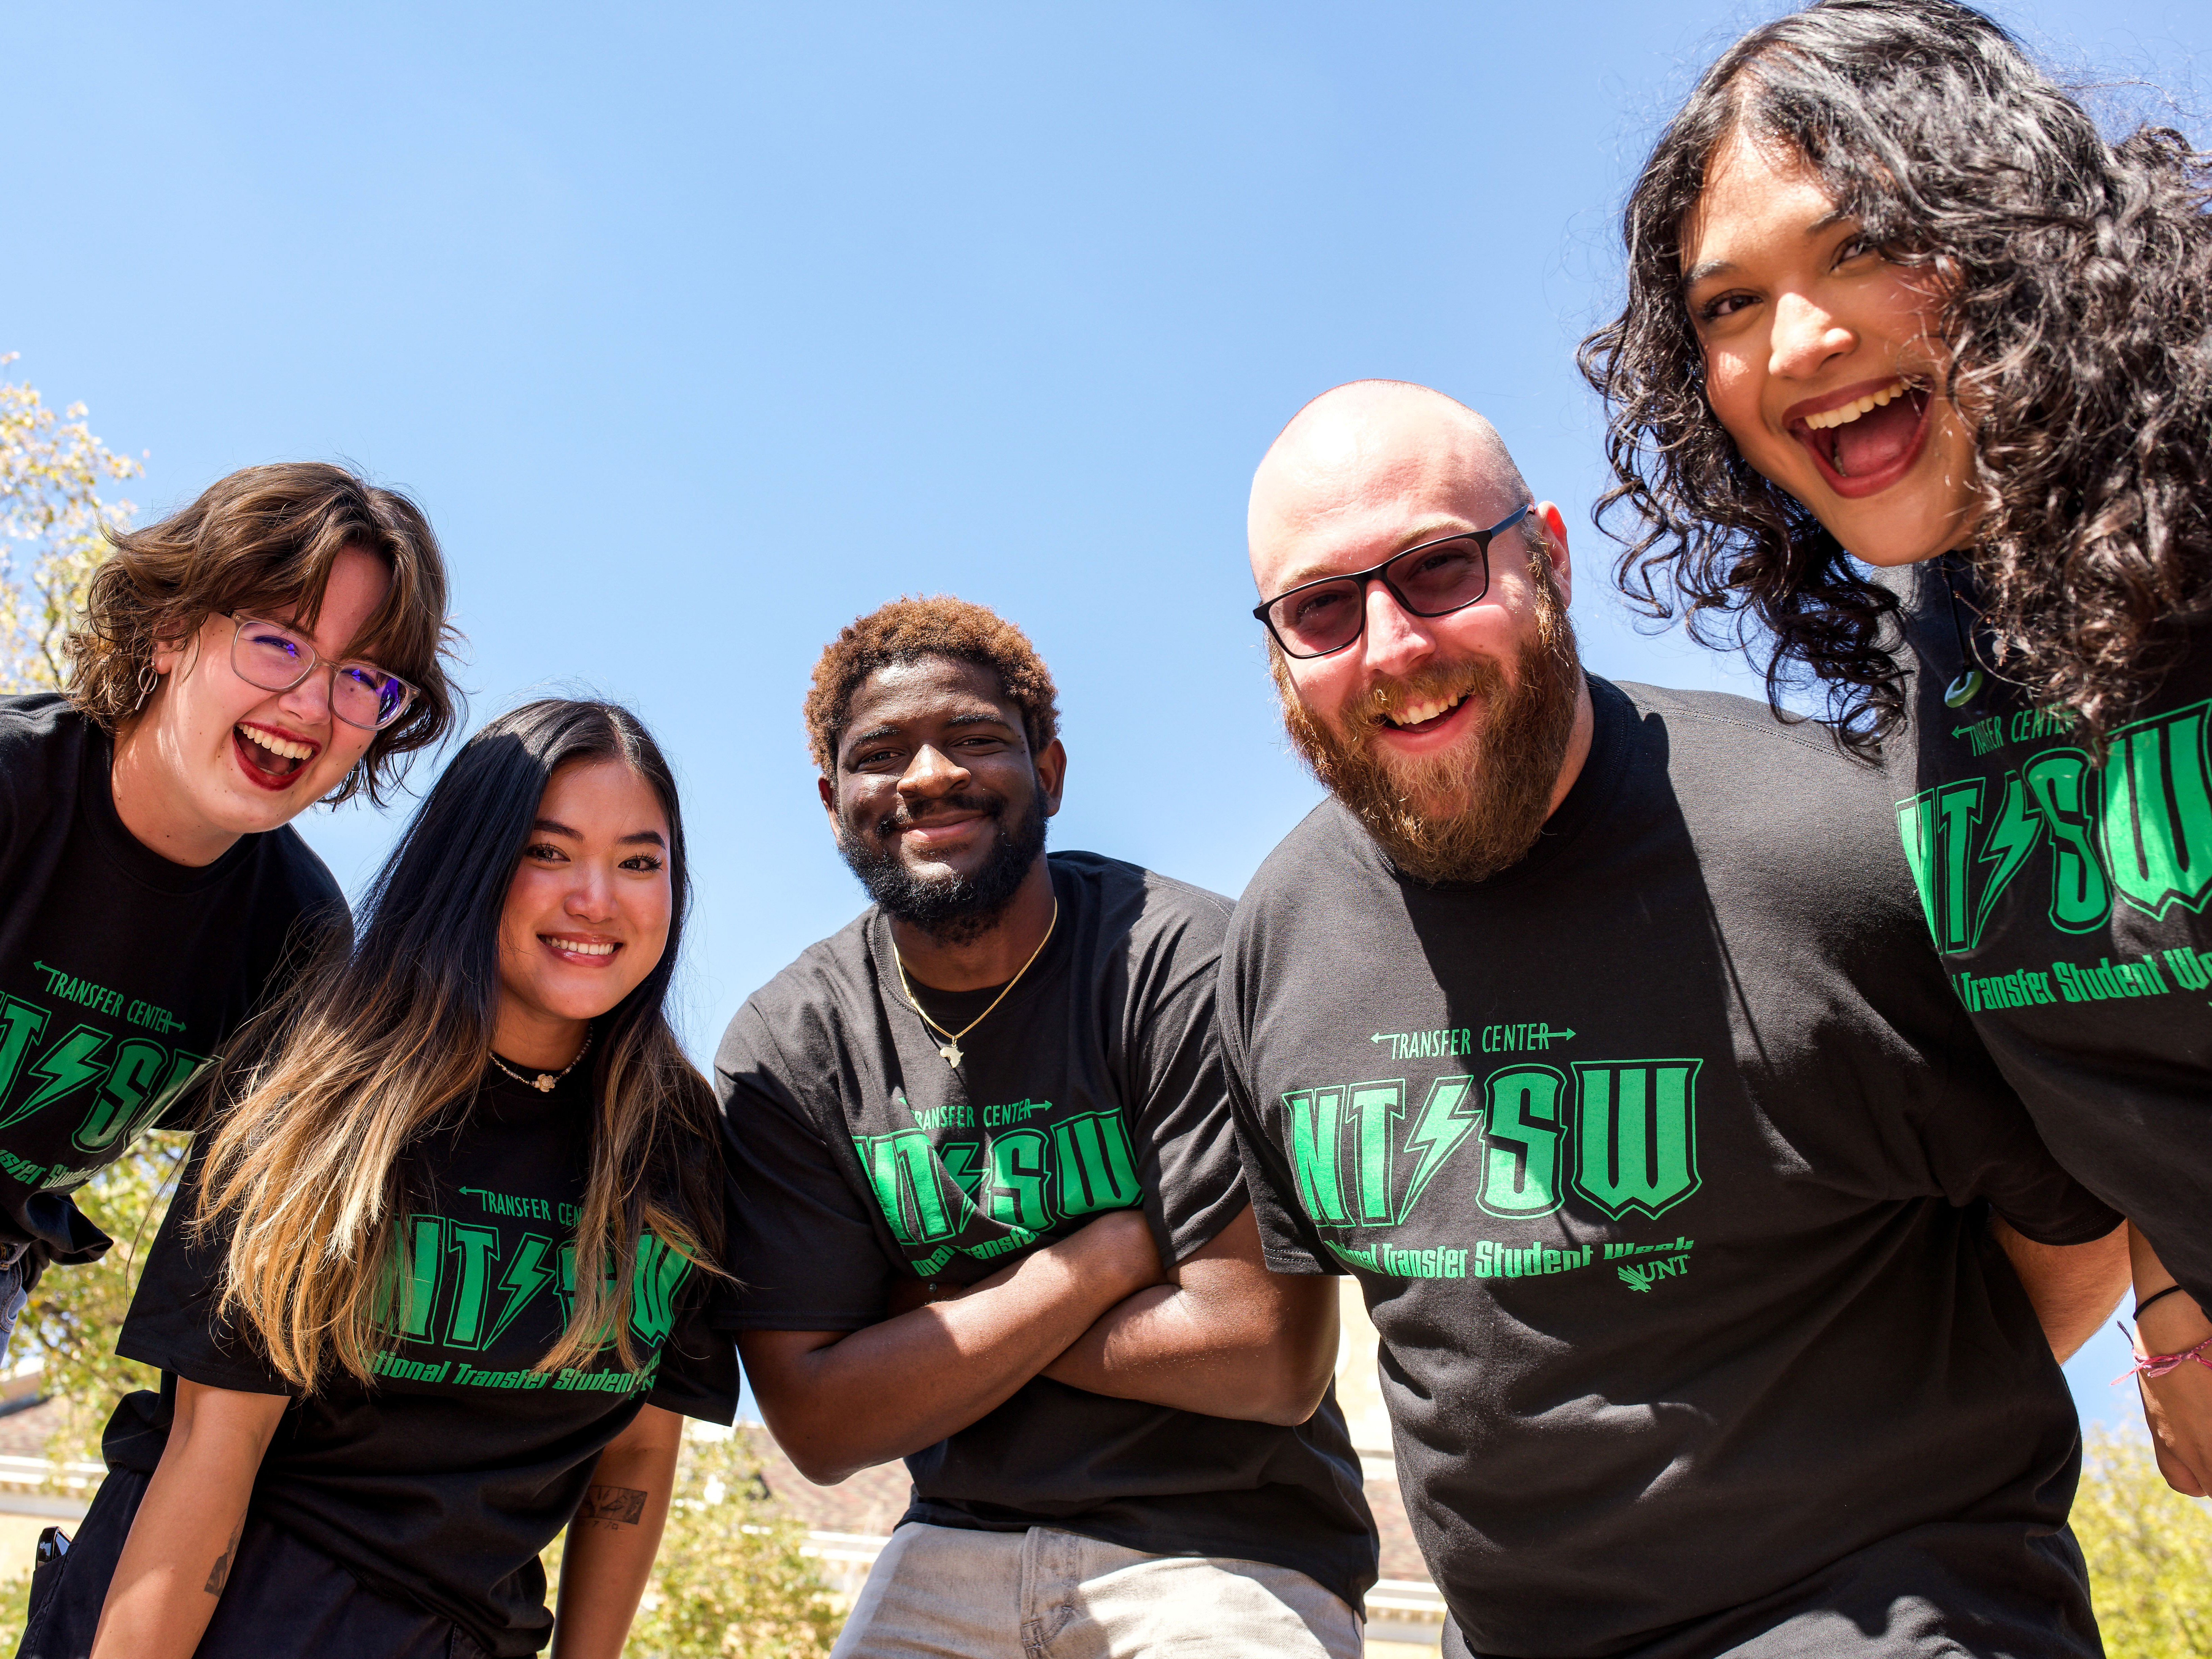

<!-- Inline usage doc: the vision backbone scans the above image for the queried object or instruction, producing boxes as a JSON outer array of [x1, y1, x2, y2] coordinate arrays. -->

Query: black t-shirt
[[715, 851, 1378, 1612], [1224, 678, 2119, 1659], [0, 694, 344, 1274], [1896, 560, 2212, 1308], [115, 1064, 738, 1658]]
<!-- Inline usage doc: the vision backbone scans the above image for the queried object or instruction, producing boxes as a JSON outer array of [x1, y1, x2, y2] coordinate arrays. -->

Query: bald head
[[1249, 381, 1534, 594]]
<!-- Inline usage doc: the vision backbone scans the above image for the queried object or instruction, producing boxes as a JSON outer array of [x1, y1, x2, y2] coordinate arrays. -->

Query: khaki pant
[[831, 1521, 1363, 1659]]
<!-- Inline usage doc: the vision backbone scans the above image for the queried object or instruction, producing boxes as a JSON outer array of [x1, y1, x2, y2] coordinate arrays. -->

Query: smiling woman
[[0, 461, 460, 1374], [1581, 0, 2212, 1508], [14, 700, 737, 1659]]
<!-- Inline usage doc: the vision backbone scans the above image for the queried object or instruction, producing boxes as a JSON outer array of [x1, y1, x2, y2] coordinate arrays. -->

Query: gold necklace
[[893, 900, 1058, 1068], [488, 1026, 594, 1094]]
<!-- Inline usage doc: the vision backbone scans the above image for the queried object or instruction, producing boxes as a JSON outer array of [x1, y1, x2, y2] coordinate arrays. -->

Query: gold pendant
[[939, 1040, 962, 1067]]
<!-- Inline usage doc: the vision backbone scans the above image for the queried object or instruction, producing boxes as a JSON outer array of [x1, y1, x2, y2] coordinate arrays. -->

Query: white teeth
[[1803, 379, 1908, 431], [1389, 694, 1463, 728], [238, 725, 312, 761], [551, 939, 616, 956]]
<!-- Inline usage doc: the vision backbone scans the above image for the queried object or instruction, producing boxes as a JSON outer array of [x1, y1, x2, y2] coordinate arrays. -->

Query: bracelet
[[2111, 1322, 2212, 1385], [2134, 1283, 2190, 1320]]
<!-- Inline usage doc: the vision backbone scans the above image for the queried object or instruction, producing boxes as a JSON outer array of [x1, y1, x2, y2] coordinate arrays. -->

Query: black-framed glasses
[[1252, 504, 1534, 659], [226, 613, 417, 731]]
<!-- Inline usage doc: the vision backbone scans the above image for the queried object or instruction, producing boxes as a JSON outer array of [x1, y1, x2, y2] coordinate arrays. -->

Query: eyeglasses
[[1252, 505, 1534, 660], [226, 613, 417, 731]]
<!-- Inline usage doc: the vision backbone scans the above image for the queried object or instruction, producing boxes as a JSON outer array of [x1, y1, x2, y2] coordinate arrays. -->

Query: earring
[[131, 657, 159, 713]]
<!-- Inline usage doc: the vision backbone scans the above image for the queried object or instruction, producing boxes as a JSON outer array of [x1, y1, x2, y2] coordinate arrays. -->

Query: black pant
[[17, 1466, 493, 1659]]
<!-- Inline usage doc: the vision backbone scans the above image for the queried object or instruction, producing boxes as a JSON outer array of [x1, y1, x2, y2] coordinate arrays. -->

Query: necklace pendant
[[533, 1073, 557, 1093], [939, 1040, 962, 1067]]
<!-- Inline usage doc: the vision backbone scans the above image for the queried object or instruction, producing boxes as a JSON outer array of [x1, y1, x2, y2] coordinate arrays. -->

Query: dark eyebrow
[[844, 709, 1014, 753], [1681, 207, 1859, 294], [532, 818, 663, 848]]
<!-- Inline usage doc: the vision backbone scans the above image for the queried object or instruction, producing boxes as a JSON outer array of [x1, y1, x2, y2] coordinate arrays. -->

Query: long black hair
[[198, 698, 723, 1389], [1579, 0, 2212, 752]]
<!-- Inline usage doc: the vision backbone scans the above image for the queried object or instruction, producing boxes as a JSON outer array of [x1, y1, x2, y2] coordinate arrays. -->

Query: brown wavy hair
[[67, 460, 459, 802], [804, 594, 1060, 771], [195, 700, 722, 1392], [1579, 0, 2212, 753]]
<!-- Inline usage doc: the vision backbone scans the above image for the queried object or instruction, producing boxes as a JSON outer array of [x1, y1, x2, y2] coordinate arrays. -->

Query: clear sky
[[7, 0, 2203, 1428]]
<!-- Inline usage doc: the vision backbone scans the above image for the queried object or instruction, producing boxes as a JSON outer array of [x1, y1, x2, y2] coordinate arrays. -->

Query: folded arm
[[738, 1208, 1161, 1485], [2128, 1224, 2212, 1498], [1039, 1203, 1338, 1426], [92, 1379, 288, 1659], [1992, 1216, 2129, 1363]]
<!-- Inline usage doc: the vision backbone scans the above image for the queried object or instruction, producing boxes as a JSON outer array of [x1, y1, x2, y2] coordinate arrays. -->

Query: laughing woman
[[1580, 0, 2212, 1488], [20, 700, 734, 1659]]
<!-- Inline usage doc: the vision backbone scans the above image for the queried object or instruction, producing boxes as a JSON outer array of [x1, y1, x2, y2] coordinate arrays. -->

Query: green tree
[[2074, 1427, 2212, 1658], [0, 357, 166, 1468], [0, 355, 141, 692], [542, 1425, 844, 1658]]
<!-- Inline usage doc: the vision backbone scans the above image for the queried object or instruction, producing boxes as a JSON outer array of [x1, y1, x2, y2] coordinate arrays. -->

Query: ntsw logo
[[854, 1110, 1143, 1248], [1900, 696, 2212, 952], [381, 1219, 691, 1353], [1281, 1060, 1701, 1229], [0, 994, 207, 1160]]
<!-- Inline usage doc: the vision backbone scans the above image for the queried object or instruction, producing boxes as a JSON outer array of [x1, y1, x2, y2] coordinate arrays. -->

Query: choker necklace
[[894, 900, 1058, 1068], [489, 1026, 594, 1094]]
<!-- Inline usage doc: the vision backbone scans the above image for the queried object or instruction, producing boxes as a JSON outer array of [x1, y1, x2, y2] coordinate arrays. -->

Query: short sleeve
[[645, 1278, 740, 1424], [1908, 1006, 2122, 1246], [714, 1002, 899, 1331], [1218, 925, 1338, 1277], [115, 1147, 295, 1397], [1123, 925, 1248, 1265]]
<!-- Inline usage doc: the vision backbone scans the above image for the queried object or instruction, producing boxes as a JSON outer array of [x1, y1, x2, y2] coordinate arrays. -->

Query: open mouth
[[1380, 690, 1473, 736], [232, 723, 317, 790], [542, 936, 620, 965], [1789, 379, 1931, 496]]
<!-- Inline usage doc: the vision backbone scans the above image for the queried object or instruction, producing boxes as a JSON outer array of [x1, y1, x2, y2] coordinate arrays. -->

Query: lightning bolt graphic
[[486, 1234, 562, 1348], [1397, 1076, 1480, 1223], [18, 1028, 109, 1120], [1973, 774, 2043, 941]]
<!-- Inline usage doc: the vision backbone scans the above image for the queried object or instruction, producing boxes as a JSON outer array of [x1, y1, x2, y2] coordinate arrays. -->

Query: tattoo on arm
[[203, 1518, 243, 1596], [576, 1483, 648, 1530]]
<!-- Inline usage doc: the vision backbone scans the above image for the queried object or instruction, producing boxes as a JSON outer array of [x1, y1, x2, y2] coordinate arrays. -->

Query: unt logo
[[1900, 696, 2212, 952], [1281, 1058, 1702, 1229], [1616, 1255, 1690, 1293]]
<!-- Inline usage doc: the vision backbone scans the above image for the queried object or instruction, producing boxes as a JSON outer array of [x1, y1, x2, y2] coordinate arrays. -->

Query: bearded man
[[1224, 381, 2135, 1659], [715, 596, 1376, 1659]]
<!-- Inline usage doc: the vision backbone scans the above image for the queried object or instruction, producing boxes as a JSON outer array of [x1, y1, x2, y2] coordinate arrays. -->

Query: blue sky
[[7, 0, 2203, 1428]]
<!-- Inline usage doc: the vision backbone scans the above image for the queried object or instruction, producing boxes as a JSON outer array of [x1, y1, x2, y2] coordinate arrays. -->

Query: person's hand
[[2133, 1288, 2212, 1497]]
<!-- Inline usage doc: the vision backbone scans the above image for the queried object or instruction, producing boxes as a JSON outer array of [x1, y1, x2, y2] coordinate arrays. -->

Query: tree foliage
[[0, 356, 140, 692], [0, 359, 169, 1467], [2075, 1427, 2212, 1658], [542, 1424, 843, 1657]]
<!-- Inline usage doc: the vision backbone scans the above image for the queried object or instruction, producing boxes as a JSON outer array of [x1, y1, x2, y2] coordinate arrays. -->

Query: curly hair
[[804, 594, 1060, 773], [1579, 0, 2212, 753], [67, 461, 460, 803]]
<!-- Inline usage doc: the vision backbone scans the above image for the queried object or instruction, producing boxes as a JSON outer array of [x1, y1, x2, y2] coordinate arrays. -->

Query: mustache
[[872, 791, 1005, 841]]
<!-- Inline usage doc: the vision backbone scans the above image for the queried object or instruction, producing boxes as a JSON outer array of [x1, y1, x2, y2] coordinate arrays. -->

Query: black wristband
[[2134, 1282, 2190, 1320]]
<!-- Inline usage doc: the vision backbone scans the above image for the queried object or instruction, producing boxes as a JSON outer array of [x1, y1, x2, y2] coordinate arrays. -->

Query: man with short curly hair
[[716, 595, 1377, 1659]]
